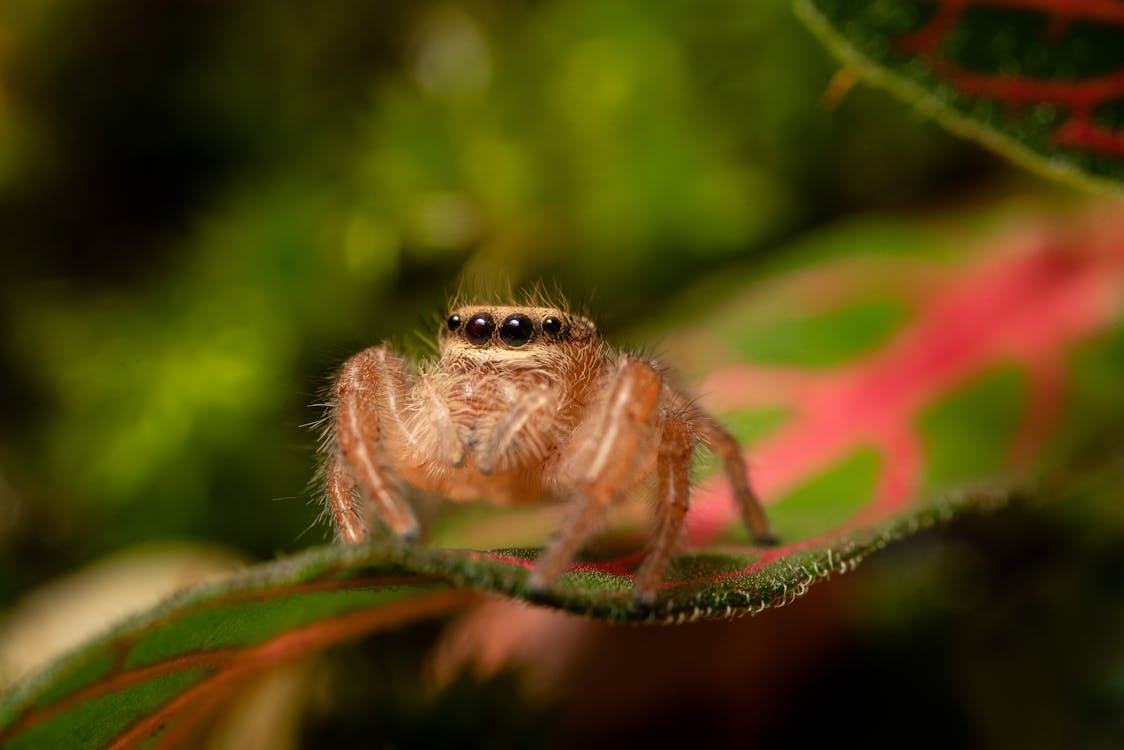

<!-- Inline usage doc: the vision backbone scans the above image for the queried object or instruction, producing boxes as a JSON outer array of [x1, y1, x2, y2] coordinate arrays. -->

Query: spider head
[[441, 305, 597, 360]]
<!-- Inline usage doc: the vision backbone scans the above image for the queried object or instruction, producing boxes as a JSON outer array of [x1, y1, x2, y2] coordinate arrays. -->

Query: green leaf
[[795, 0, 1124, 191], [0, 489, 1011, 749]]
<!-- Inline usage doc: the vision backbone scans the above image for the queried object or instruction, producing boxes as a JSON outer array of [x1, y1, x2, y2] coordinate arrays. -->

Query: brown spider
[[323, 301, 775, 604]]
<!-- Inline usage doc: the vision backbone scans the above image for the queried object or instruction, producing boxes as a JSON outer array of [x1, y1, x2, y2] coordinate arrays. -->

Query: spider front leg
[[330, 345, 420, 543], [529, 358, 663, 593], [475, 386, 552, 475], [632, 416, 694, 604]]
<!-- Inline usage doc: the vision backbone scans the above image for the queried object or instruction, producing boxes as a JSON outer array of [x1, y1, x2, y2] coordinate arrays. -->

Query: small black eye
[[464, 312, 495, 345], [499, 314, 533, 347], [542, 316, 563, 336], [446, 314, 462, 331]]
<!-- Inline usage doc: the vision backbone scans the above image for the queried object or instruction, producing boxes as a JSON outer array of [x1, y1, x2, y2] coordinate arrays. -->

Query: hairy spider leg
[[632, 416, 694, 603], [415, 372, 465, 467], [332, 346, 421, 541], [475, 386, 553, 475], [529, 358, 662, 592], [697, 413, 777, 545], [325, 453, 366, 543]]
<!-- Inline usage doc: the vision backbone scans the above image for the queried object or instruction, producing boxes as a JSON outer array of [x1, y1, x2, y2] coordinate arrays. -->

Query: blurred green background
[[5, 1, 1120, 747], [0, 0, 987, 599]]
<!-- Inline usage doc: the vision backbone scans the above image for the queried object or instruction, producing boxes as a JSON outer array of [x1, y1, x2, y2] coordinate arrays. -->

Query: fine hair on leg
[[333, 346, 420, 541], [632, 416, 694, 604], [530, 358, 662, 591]]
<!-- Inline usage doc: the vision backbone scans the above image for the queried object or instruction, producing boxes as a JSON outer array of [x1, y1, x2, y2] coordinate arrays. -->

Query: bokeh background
[[0, 0, 987, 597], [1, 1, 1120, 747]]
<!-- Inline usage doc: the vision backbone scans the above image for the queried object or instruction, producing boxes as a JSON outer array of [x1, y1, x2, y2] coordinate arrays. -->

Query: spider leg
[[475, 387, 552, 475], [416, 372, 465, 467], [529, 358, 662, 592], [632, 416, 693, 604], [696, 412, 777, 545], [333, 346, 420, 542], [326, 452, 366, 543]]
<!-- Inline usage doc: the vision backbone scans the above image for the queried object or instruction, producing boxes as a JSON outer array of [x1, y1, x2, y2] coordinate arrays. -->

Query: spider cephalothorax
[[323, 300, 775, 604]]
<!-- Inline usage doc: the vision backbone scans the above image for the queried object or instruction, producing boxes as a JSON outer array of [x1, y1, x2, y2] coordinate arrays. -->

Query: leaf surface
[[797, 0, 1124, 190]]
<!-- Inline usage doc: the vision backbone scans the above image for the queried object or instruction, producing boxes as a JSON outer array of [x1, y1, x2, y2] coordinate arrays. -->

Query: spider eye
[[499, 314, 533, 347], [446, 314, 462, 331], [542, 316, 563, 336], [464, 312, 495, 346]]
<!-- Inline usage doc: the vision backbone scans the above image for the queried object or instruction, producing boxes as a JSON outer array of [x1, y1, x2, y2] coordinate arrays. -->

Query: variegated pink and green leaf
[[797, 0, 1124, 190], [3, 200, 1124, 748]]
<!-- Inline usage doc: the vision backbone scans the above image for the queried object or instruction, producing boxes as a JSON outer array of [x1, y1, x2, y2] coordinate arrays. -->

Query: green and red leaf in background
[[3, 198, 1124, 747], [797, 0, 1124, 190]]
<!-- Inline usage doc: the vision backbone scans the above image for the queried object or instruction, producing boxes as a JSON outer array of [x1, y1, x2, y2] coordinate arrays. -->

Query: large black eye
[[542, 316, 563, 336], [499, 313, 533, 347], [446, 313, 462, 331], [464, 312, 495, 345]]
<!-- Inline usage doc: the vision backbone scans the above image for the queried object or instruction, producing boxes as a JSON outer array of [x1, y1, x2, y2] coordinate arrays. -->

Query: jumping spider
[[323, 301, 776, 604]]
